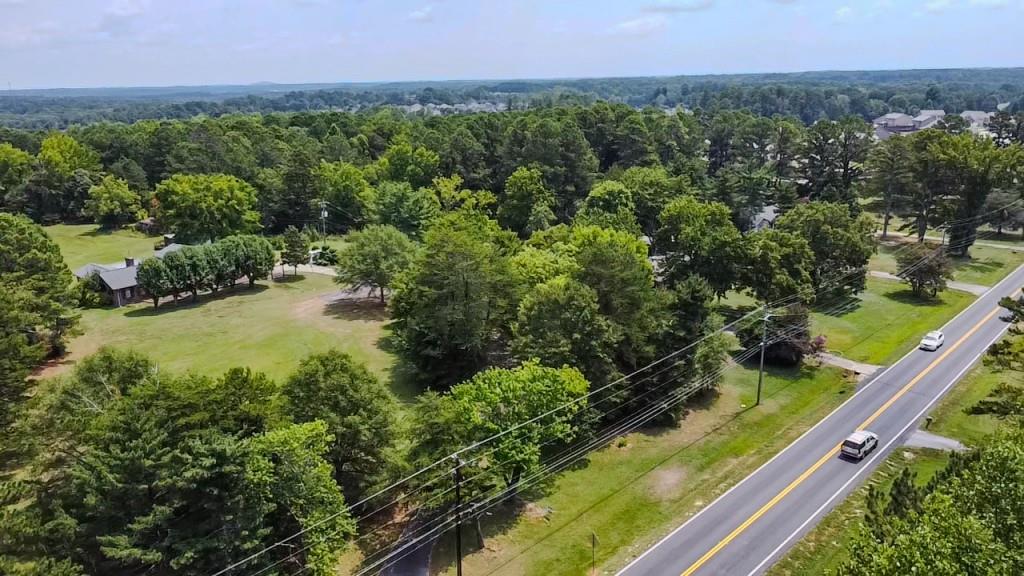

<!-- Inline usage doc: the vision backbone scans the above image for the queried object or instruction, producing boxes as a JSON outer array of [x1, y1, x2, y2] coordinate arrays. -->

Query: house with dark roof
[[73, 244, 188, 307]]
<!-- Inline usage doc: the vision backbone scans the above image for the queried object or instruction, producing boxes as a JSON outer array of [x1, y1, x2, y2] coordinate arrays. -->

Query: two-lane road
[[619, 263, 1024, 576]]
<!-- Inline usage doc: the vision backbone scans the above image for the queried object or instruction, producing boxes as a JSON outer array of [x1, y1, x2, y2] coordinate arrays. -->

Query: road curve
[[618, 263, 1024, 576]]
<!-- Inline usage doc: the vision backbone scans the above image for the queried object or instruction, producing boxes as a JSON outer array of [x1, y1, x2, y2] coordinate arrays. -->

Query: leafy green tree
[[713, 163, 775, 231], [896, 242, 954, 298], [741, 229, 815, 303], [866, 135, 915, 238], [902, 130, 953, 241], [982, 190, 1024, 238], [511, 275, 617, 386], [775, 202, 876, 297], [280, 225, 310, 275], [657, 196, 744, 297], [390, 211, 518, 385], [37, 133, 100, 182], [0, 142, 33, 198], [498, 166, 556, 238], [335, 224, 416, 303], [0, 213, 77, 356], [314, 160, 374, 230], [83, 175, 144, 229], [281, 350, 399, 502], [376, 138, 440, 189], [429, 174, 496, 214], [228, 235, 275, 287], [737, 303, 818, 365], [800, 117, 871, 208], [615, 165, 684, 237], [409, 361, 590, 503], [203, 241, 236, 293], [0, 290, 45, 429], [154, 173, 260, 243], [135, 257, 172, 307], [371, 180, 441, 239], [166, 245, 211, 302], [574, 180, 642, 235]]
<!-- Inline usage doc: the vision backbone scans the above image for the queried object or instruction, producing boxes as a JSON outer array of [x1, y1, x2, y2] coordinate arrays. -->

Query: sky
[[0, 0, 1022, 90]]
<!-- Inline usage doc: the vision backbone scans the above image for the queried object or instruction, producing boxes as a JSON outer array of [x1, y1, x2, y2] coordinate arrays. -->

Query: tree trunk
[[882, 186, 892, 239], [474, 516, 485, 550], [151, 297, 159, 308], [379, 286, 386, 305], [248, 275, 255, 287], [191, 289, 199, 302]]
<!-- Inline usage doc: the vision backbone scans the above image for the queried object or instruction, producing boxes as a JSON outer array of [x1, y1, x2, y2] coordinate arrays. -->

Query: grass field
[[767, 448, 950, 576], [46, 223, 159, 270], [41, 274, 410, 399], [429, 363, 854, 576], [811, 277, 974, 366], [927, 360, 1018, 447], [869, 239, 1024, 287]]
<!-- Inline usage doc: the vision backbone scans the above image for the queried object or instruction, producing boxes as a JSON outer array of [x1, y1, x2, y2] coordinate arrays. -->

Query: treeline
[[3, 68, 1024, 129], [136, 235, 275, 306]]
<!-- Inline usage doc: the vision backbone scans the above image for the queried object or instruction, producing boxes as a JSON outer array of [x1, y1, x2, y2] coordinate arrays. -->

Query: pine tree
[[281, 226, 310, 276]]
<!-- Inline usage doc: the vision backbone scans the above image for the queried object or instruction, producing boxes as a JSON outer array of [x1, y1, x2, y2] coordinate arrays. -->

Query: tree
[[933, 135, 1012, 256], [574, 180, 642, 235], [615, 165, 684, 237], [229, 235, 275, 287], [0, 142, 33, 199], [154, 173, 260, 243], [982, 190, 1024, 238], [498, 166, 556, 238], [657, 196, 744, 297], [0, 213, 77, 358], [371, 180, 441, 239], [896, 242, 954, 298], [376, 138, 440, 189], [511, 275, 617, 387], [800, 117, 871, 208], [741, 229, 815, 303], [737, 303, 819, 365], [390, 212, 518, 385], [135, 257, 171, 307], [775, 202, 876, 297], [335, 224, 416, 304], [83, 175, 144, 229], [409, 361, 589, 507], [163, 245, 210, 302], [280, 225, 310, 275], [313, 160, 374, 231], [0, 290, 45, 429], [37, 133, 100, 182], [866, 136, 915, 238], [204, 241, 237, 293], [281, 350, 399, 502]]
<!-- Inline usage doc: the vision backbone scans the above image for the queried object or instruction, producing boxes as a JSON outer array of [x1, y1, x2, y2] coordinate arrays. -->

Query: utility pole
[[756, 306, 771, 407], [452, 457, 465, 576], [319, 199, 328, 242], [591, 531, 599, 575]]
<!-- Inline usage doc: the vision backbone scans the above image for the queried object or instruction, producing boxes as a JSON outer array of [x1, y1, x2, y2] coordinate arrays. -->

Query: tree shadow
[[273, 273, 306, 284], [123, 284, 269, 317], [881, 288, 945, 307], [322, 298, 389, 322], [812, 296, 863, 317], [953, 256, 1002, 276]]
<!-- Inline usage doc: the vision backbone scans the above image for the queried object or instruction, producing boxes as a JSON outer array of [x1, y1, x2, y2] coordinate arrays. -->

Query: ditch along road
[[618, 263, 1024, 576]]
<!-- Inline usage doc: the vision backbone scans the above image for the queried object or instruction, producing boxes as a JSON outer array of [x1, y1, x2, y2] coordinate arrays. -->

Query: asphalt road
[[618, 264, 1024, 576]]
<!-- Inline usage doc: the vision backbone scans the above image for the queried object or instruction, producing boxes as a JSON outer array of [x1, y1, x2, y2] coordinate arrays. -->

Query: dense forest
[[2, 84, 1024, 575], [3, 68, 1024, 129]]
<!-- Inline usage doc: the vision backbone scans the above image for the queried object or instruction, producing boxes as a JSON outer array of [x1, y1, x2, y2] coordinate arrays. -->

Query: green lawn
[[869, 236, 1024, 287], [429, 364, 854, 576], [812, 277, 974, 365], [927, 360, 1019, 447], [43, 274, 411, 400], [767, 448, 950, 576], [46, 223, 159, 270]]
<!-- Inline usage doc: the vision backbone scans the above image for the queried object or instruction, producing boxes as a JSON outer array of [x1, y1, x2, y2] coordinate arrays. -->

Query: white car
[[841, 430, 879, 460], [919, 330, 945, 351]]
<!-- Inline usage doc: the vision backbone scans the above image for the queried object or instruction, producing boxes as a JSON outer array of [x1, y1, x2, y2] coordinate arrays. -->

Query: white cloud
[[924, 0, 953, 12], [408, 4, 434, 22], [613, 15, 668, 36], [642, 0, 715, 13], [834, 5, 853, 20]]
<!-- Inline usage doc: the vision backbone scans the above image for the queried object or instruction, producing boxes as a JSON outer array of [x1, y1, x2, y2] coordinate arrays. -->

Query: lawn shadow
[[813, 295, 863, 317], [953, 256, 1002, 276], [273, 273, 307, 284], [123, 284, 269, 317], [881, 288, 945, 307], [322, 298, 389, 322]]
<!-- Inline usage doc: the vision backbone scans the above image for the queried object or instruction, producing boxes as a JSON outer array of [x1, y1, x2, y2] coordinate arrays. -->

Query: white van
[[841, 430, 879, 460]]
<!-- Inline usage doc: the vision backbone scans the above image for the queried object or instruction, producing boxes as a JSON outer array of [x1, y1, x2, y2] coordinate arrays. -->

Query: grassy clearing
[[40, 274, 412, 400], [767, 448, 949, 576], [46, 223, 159, 270], [927, 360, 1019, 447], [812, 277, 974, 366], [428, 363, 855, 576], [869, 235, 1024, 287]]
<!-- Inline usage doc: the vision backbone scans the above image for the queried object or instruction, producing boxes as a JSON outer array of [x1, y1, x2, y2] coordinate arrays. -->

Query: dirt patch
[[523, 502, 553, 522], [648, 466, 688, 500]]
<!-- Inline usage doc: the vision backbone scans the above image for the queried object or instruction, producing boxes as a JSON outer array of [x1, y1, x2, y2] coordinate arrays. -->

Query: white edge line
[[614, 264, 1024, 575], [744, 321, 1013, 576]]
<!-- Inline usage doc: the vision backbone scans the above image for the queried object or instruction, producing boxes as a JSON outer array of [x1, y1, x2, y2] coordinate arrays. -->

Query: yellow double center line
[[679, 305, 1002, 576]]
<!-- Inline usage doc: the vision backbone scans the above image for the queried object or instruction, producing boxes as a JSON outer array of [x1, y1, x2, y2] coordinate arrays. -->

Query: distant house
[[750, 205, 779, 232], [961, 110, 993, 129], [913, 109, 945, 130], [74, 245, 188, 307], [873, 110, 946, 140]]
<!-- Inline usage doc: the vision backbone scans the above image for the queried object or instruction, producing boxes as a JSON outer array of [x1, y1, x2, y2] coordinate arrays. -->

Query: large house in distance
[[873, 108, 996, 140], [74, 243, 186, 307]]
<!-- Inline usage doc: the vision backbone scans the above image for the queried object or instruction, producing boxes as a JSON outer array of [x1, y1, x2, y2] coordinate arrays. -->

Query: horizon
[[3, 0, 1023, 91]]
